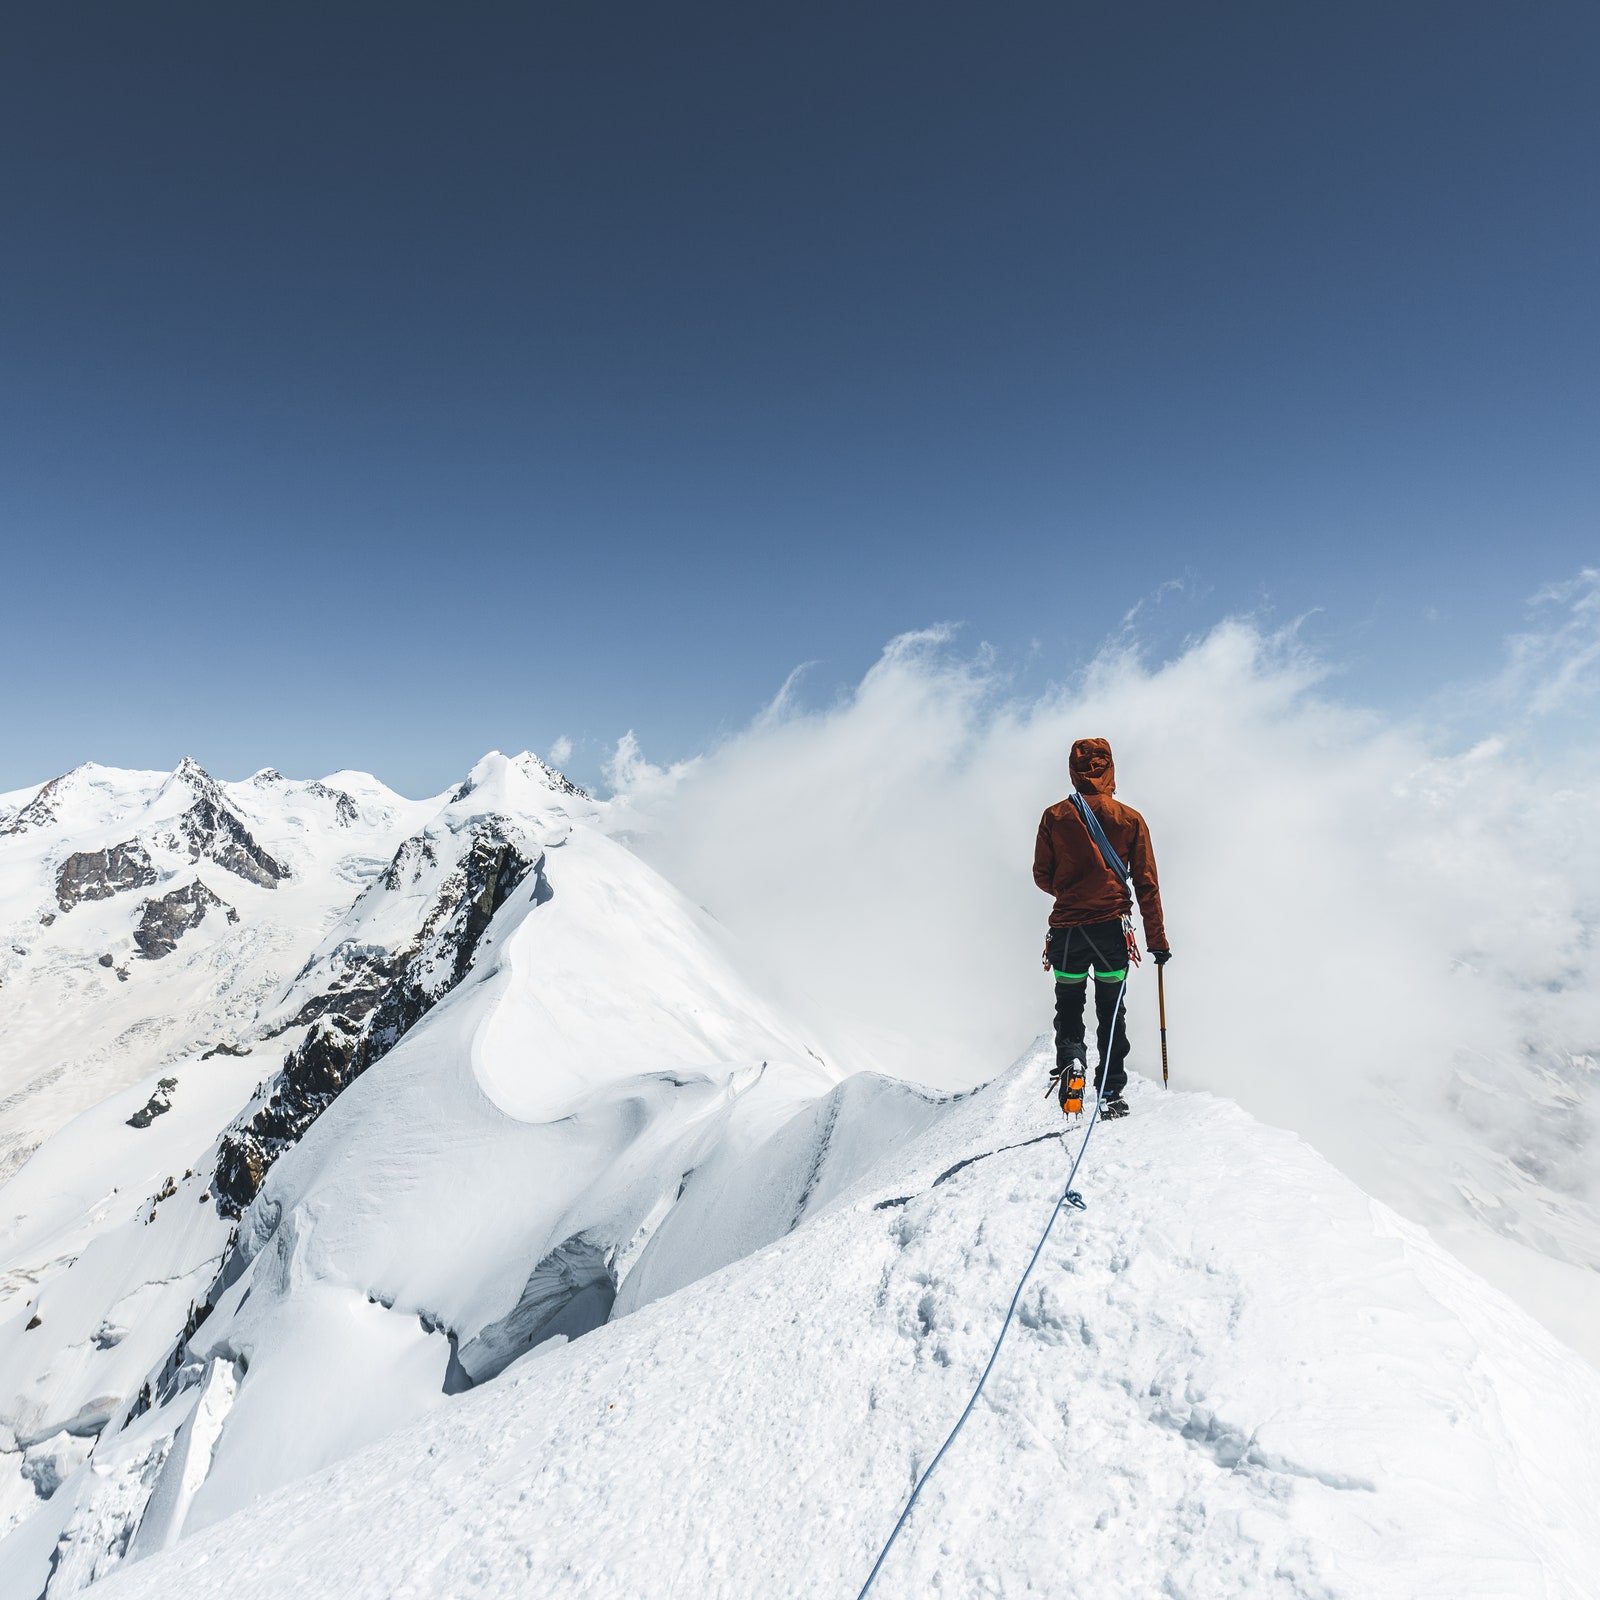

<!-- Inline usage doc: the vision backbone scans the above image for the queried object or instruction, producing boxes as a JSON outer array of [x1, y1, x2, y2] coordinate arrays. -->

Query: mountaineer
[[1033, 737, 1169, 1119]]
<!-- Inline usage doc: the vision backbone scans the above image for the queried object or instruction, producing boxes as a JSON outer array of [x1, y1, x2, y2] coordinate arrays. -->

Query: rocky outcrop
[[527, 755, 589, 800], [55, 841, 159, 910], [132, 882, 238, 960], [213, 822, 541, 1213], [379, 834, 438, 891], [127, 1078, 179, 1129], [0, 770, 76, 836], [251, 771, 358, 825], [171, 794, 288, 889], [304, 782, 360, 826], [159, 758, 290, 889]]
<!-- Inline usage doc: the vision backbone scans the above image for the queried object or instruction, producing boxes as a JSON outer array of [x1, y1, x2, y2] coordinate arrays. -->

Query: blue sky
[[3, 2, 1597, 796]]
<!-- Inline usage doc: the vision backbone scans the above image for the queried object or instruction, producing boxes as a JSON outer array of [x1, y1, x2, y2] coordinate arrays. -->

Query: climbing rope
[[852, 969, 1128, 1599]]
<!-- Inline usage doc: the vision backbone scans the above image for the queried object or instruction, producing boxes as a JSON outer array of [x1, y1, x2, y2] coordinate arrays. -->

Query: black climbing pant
[[1047, 920, 1131, 1098]]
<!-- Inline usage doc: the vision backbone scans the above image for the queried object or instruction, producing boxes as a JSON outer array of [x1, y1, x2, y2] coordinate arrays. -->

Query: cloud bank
[[606, 586, 1600, 1359]]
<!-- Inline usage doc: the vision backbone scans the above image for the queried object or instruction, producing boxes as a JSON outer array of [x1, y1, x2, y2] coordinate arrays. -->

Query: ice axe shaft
[[1158, 965, 1169, 1088]]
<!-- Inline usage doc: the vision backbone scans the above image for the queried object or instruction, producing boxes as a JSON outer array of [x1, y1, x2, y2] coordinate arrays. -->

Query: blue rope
[[853, 973, 1127, 1598]]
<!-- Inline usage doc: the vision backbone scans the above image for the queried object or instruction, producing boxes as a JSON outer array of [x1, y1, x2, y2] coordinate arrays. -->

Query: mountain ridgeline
[[214, 819, 547, 1212], [0, 751, 1596, 1600]]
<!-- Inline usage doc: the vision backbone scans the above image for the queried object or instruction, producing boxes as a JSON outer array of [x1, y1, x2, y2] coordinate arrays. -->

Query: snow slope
[[93, 1057, 1600, 1600], [0, 752, 907, 1591]]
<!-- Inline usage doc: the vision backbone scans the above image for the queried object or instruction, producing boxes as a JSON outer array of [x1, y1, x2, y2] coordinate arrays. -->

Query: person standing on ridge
[[1033, 737, 1169, 1120]]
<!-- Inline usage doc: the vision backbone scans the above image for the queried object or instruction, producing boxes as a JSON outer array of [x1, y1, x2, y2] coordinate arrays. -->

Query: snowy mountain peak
[[238, 769, 369, 829], [0, 769, 74, 836], [128, 761, 290, 890], [453, 750, 591, 813], [0, 764, 144, 839], [169, 754, 214, 791]]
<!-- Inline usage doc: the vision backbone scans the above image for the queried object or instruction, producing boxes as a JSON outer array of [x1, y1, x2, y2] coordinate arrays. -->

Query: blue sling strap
[[1069, 791, 1129, 883]]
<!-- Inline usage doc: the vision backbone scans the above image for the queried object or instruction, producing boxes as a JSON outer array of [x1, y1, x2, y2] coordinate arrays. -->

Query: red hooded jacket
[[1033, 738, 1167, 948]]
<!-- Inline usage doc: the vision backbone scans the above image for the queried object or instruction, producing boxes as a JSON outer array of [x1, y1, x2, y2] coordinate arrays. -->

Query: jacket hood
[[1070, 738, 1116, 796]]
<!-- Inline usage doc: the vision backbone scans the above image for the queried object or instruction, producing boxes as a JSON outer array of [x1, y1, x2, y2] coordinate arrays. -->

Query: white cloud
[[604, 609, 1600, 1351], [547, 736, 573, 767], [1497, 567, 1600, 717]]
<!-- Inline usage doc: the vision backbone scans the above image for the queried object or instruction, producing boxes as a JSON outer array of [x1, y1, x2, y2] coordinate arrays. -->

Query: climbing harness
[[852, 967, 1128, 1599]]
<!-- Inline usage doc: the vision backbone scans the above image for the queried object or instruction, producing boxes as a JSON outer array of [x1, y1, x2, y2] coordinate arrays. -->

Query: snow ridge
[[1, 749, 1597, 1598], [89, 1066, 1600, 1600]]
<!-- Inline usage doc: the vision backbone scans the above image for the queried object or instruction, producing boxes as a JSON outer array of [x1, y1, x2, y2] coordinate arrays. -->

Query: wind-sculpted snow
[[212, 813, 544, 1212], [81, 1059, 1600, 1600]]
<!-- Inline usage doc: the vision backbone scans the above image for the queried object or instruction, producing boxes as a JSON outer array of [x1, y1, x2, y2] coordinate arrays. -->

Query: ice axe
[[1158, 963, 1170, 1088]]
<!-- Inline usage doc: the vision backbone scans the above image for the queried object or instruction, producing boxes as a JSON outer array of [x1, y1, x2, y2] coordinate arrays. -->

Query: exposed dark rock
[[127, 1077, 179, 1129], [200, 1042, 252, 1060], [214, 822, 541, 1214], [171, 794, 289, 888], [39, 912, 55, 926], [380, 834, 438, 891], [55, 840, 159, 911], [280, 969, 396, 1031], [530, 754, 590, 800], [26, 1315, 40, 1331], [0, 770, 77, 836], [98, 954, 115, 968], [304, 781, 360, 826], [133, 881, 238, 960]]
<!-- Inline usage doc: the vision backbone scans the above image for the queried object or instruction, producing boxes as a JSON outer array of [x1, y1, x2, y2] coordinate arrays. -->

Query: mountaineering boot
[[1060, 1065, 1087, 1117], [1047, 1036, 1086, 1115], [1099, 1096, 1130, 1120], [1046, 1038, 1085, 1087]]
